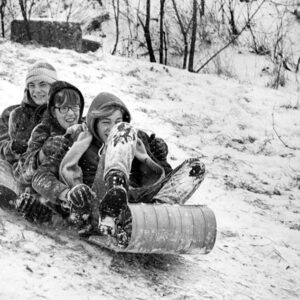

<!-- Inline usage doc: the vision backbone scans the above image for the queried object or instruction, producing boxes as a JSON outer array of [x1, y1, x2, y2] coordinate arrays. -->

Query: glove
[[41, 135, 72, 160], [11, 139, 27, 154], [149, 134, 168, 161], [189, 161, 205, 178], [15, 193, 53, 223], [66, 184, 95, 213]]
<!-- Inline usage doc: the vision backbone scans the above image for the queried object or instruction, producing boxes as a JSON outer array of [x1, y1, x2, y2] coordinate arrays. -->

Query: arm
[[12, 122, 51, 184], [0, 105, 26, 164], [32, 159, 70, 204], [138, 130, 172, 175]]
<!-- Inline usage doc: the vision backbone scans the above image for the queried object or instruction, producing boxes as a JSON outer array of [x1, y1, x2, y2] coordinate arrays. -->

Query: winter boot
[[99, 170, 128, 236]]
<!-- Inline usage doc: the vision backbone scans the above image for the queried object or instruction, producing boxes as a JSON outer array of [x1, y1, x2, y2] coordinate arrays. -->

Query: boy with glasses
[[12, 81, 85, 222]]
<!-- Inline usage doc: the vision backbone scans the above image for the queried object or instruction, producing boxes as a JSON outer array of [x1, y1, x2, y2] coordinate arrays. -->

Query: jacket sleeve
[[32, 130, 93, 204], [0, 105, 22, 164], [137, 130, 173, 175], [32, 160, 69, 204], [12, 122, 50, 184], [59, 130, 93, 187]]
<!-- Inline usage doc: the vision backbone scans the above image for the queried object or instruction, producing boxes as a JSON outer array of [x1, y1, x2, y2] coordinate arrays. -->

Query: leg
[[137, 158, 205, 205], [103, 122, 137, 178], [97, 123, 138, 236]]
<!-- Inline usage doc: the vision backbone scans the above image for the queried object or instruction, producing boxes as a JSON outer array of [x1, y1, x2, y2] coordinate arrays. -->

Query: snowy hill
[[0, 39, 300, 299]]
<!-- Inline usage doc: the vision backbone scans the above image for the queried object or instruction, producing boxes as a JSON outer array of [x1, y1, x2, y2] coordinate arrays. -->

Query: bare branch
[[272, 103, 300, 151], [196, 0, 267, 73]]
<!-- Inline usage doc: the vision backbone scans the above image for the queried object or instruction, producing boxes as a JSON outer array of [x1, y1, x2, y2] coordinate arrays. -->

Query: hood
[[87, 92, 131, 141], [47, 81, 85, 119]]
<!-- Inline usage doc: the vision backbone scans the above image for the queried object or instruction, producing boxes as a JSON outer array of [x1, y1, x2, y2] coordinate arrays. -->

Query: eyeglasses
[[54, 105, 80, 114]]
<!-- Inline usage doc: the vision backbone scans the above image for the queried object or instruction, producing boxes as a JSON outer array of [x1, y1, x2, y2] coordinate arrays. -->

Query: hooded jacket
[[59, 92, 172, 203], [13, 81, 85, 185], [0, 90, 46, 164]]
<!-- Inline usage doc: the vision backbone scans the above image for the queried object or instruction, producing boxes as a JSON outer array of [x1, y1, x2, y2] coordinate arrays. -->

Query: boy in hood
[[13, 81, 85, 222], [0, 61, 57, 165]]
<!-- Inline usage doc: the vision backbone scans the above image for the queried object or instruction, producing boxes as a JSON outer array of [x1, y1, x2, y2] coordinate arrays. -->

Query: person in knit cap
[[12, 81, 86, 223], [0, 61, 57, 165]]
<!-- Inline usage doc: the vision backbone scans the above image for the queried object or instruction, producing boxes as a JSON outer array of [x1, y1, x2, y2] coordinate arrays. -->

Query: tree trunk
[[111, 0, 120, 55], [0, 0, 7, 38], [228, 0, 238, 36], [18, 0, 31, 40], [188, 0, 197, 72], [164, 29, 168, 65], [138, 0, 156, 62], [159, 0, 166, 64], [200, 0, 205, 17], [171, 0, 191, 69]]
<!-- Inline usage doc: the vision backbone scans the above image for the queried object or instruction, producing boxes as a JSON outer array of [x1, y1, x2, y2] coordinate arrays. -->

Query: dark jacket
[[13, 81, 85, 186], [0, 91, 46, 165], [59, 92, 172, 202]]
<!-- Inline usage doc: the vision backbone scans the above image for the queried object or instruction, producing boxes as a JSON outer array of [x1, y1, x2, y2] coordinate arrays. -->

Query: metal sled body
[[89, 203, 216, 254], [0, 159, 217, 255]]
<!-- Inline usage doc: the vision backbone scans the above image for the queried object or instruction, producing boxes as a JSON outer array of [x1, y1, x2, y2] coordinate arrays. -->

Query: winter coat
[[59, 92, 172, 202], [0, 91, 46, 165], [13, 81, 85, 187]]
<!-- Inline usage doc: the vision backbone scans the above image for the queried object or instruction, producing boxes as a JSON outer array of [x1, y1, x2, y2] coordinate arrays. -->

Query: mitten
[[15, 193, 52, 223], [41, 135, 72, 160], [149, 134, 168, 161], [189, 161, 205, 178], [66, 184, 95, 213], [11, 139, 27, 154]]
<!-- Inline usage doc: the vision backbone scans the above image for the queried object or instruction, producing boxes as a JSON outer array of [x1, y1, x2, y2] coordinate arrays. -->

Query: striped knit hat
[[25, 61, 57, 86]]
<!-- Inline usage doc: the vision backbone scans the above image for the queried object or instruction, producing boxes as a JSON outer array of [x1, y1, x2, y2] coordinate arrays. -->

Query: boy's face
[[28, 80, 51, 105], [96, 110, 123, 142]]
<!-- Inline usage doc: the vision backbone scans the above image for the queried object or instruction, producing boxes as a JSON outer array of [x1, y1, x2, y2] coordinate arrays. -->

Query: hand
[[65, 123, 86, 141], [11, 139, 27, 154], [40, 135, 72, 159], [66, 184, 95, 213], [189, 161, 205, 178], [15, 193, 52, 223], [149, 134, 168, 161]]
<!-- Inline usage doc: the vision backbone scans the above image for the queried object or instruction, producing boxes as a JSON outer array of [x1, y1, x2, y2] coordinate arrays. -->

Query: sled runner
[[0, 159, 217, 255]]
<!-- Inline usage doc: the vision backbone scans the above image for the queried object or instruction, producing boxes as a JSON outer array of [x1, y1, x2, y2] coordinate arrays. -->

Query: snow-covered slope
[[0, 39, 300, 300]]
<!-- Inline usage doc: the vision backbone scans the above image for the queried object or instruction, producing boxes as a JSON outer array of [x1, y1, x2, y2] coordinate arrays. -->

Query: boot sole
[[100, 186, 128, 218]]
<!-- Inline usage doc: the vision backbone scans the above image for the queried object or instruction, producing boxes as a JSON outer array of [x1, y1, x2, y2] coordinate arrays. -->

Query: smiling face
[[96, 109, 123, 142], [52, 89, 81, 130], [28, 80, 51, 105]]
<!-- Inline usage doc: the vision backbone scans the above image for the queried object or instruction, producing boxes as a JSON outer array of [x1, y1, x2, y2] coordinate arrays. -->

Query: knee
[[109, 122, 137, 144]]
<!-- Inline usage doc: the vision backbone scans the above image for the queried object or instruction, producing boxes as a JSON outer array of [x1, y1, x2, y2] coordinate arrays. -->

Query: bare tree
[[196, 0, 266, 73], [18, 0, 31, 39], [0, 0, 7, 37], [228, 0, 238, 36], [188, 0, 198, 72], [111, 0, 120, 55], [171, 0, 192, 69], [65, 0, 73, 23], [200, 0, 205, 17], [138, 0, 156, 62], [159, 0, 166, 64]]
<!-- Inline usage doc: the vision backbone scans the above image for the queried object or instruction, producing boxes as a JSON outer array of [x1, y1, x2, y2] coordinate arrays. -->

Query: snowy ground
[[0, 39, 300, 300]]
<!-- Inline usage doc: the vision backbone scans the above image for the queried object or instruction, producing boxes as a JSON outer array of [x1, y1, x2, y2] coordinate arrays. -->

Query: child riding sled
[[31, 92, 206, 246]]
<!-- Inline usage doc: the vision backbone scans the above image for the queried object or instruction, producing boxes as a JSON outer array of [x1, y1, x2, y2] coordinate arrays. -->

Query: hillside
[[0, 39, 300, 299]]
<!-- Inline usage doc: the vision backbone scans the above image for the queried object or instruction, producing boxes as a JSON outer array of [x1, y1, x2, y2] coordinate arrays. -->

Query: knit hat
[[25, 61, 57, 86]]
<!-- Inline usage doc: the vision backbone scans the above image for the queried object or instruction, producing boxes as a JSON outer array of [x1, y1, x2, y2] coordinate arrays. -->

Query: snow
[[0, 38, 300, 299]]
